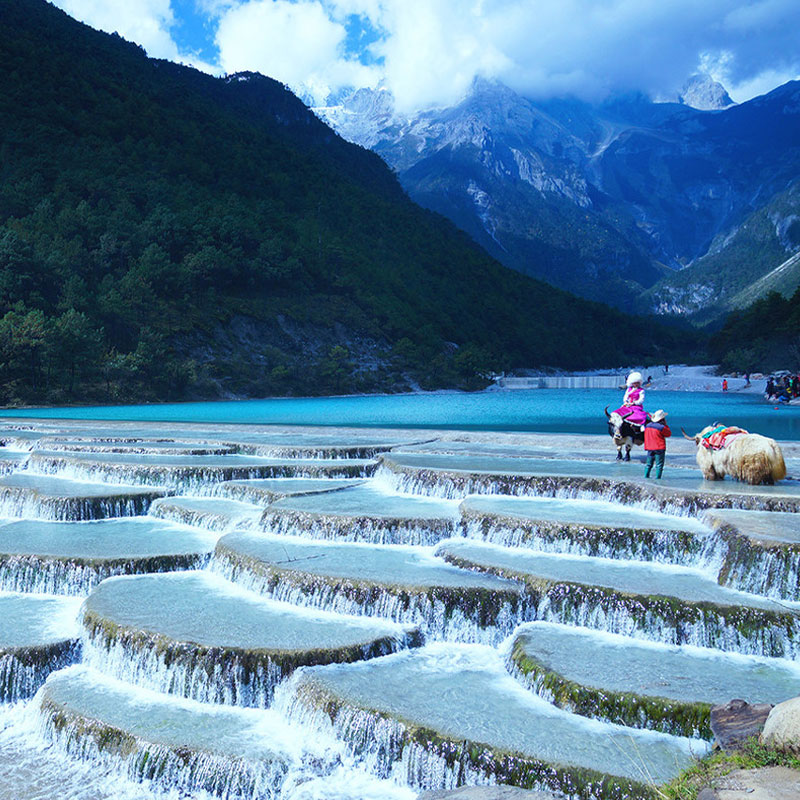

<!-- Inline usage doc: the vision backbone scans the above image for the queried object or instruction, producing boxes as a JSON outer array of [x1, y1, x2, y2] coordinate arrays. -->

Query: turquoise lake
[[3, 389, 799, 439]]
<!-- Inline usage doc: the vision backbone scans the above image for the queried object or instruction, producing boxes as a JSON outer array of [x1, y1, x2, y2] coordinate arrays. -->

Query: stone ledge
[[418, 788, 563, 800], [698, 766, 800, 800]]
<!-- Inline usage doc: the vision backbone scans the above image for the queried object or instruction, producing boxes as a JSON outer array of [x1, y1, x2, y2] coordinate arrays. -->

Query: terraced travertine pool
[[2, 419, 800, 800]]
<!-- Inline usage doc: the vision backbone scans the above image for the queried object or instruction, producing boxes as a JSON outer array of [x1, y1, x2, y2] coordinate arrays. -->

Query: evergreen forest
[[709, 290, 800, 375]]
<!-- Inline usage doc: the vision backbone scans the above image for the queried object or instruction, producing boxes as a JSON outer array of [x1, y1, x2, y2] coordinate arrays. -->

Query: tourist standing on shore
[[644, 410, 671, 479]]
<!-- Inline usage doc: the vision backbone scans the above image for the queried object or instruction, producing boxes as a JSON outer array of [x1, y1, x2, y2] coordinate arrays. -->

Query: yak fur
[[691, 426, 786, 485]]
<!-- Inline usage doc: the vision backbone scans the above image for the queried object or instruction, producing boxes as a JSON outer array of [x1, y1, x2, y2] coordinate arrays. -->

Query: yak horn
[[681, 427, 695, 441], [604, 406, 611, 418]]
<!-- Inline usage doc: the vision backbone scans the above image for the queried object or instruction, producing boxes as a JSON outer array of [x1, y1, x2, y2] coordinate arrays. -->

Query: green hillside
[[709, 290, 800, 373], [639, 182, 800, 323], [0, 0, 695, 404]]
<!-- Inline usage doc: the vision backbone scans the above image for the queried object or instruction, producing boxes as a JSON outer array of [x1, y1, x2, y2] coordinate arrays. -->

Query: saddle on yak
[[700, 425, 748, 450]]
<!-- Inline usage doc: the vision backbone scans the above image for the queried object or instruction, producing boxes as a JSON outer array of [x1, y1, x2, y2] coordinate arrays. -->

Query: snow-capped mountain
[[678, 73, 735, 111], [313, 85, 396, 149], [315, 78, 800, 315]]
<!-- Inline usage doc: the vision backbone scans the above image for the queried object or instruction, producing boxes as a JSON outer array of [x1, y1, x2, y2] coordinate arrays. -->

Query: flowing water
[[1, 417, 800, 799]]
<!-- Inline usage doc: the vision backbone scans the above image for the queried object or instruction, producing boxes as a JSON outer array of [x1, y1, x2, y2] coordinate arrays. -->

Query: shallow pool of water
[[3, 390, 799, 439], [85, 572, 411, 650], [218, 533, 517, 592], [0, 518, 215, 560], [514, 622, 800, 706]]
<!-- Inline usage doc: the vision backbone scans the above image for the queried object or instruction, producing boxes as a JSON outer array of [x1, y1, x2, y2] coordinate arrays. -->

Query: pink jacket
[[624, 386, 645, 406]]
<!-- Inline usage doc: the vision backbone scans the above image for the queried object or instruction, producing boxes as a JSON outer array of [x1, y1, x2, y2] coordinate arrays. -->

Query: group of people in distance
[[766, 374, 800, 403], [613, 371, 672, 479]]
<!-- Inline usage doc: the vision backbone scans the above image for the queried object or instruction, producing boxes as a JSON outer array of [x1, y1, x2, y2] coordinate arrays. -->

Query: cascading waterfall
[[715, 529, 800, 602], [721, 548, 800, 601], [2, 420, 799, 800], [462, 516, 727, 571], [260, 511, 455, 546], [0, 487, 160, 521], [148, 498, 262, 533], [276, 680, 641, 800], [274, 679, 477, 797], [81, 634, 289, 709], [36, 693, 296, 800], [531, 586, 800, 658], [0, 640, 81, 702], [376, 463, 800, 515], [212, 556, 526, 646], [81, 628, 418, 709], [239, 445, 390, 460], [26, 454, 376, 491], [0, 553, 210, 596]]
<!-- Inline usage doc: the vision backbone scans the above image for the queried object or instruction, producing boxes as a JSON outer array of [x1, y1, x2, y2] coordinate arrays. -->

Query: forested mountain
[[709, 290, 800, 374], [0, 0, 693, 404]]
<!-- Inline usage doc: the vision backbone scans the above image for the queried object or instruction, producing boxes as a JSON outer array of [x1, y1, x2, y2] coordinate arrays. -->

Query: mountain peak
[[679, 73, 735, 111]]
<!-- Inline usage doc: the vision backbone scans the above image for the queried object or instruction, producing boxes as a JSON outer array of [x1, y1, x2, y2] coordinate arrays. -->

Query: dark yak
[[604, 406, 645, 461]]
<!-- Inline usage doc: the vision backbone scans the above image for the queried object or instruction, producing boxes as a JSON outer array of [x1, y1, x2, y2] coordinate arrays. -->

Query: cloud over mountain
[[54, 0, 800, 111]]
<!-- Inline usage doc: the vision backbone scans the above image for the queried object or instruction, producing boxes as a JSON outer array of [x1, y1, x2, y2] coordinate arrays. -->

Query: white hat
[[626, 371, 643, 386], [651, 409, 667, 422]]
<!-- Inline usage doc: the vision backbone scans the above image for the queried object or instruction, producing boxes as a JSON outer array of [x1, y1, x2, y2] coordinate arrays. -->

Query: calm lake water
[[3, 389, 800, 439]]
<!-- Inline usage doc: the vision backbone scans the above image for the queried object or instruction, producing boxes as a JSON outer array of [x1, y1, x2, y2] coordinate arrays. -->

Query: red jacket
[[644, 421, 671, 451]]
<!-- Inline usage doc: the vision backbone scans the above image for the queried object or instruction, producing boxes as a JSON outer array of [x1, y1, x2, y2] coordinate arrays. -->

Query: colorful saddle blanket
[[700, 425, 748, 450]]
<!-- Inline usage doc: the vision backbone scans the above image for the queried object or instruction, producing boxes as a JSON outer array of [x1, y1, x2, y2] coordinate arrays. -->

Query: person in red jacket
[[644, 409, 671, 479]]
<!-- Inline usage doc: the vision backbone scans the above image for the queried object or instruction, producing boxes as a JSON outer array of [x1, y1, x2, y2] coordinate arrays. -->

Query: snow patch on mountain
[[774, 213, 800, 251], [649, 284, 717, 316], [313, 85, 398, 149], [466, 181, 505, 249]]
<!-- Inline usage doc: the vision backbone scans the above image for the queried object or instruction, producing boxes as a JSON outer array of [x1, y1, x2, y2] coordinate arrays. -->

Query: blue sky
[[52, 0, 800, 112]]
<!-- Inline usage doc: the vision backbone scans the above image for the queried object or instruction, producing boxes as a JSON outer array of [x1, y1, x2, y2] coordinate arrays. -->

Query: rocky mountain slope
[[641, 181, 800, 321], [317, 77, 800, 317]]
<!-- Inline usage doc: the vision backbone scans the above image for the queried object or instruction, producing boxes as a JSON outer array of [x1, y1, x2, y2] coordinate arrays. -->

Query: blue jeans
[[645, 450, 665, 478]]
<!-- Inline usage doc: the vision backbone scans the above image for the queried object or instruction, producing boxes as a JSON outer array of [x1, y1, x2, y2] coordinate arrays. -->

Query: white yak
[[682, 425, 786, 485]]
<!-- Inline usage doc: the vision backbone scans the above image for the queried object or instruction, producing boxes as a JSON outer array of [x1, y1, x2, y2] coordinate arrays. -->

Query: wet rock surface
[[710, 699, 775, 751]]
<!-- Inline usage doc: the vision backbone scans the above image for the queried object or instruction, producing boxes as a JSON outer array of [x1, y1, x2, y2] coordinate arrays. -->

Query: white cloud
[[55, 0, 800, 111], [362, 0, 800, 108], [215, 0, 380, 102], [326, 0, 382, 22], [53, 0, 218, 73], [223, 0, 799, 111], [54, 0, 178, 58], [373, 0, 511, 111], [331, 0, 799, 110], [728, 66, 800, 103]]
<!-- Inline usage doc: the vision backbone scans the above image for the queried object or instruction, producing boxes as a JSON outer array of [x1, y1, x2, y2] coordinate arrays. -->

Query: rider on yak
[[614, 372, 648, 426], [605, 371, 649, 461]]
